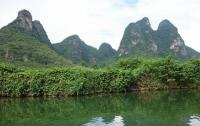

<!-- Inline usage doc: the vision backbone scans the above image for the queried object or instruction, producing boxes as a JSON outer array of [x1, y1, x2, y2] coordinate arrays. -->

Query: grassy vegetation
[[0, 56, 200, 97], [0, 26, 71, 65]]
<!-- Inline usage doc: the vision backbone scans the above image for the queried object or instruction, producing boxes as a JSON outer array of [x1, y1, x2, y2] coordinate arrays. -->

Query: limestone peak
[[16, 9, 33, 31], [17, 9, 32, 21]]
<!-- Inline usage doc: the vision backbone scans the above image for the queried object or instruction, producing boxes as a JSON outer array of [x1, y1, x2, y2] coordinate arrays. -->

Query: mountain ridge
[[0, 9, 199, 65], [53, 35, 98, 64], [53, 35, 116, 64], [118, 17, 199, 59], [0, 9, 71, 64]]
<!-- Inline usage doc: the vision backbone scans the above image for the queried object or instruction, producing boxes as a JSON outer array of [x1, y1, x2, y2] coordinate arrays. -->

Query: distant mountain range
[[0, 9, 199, 65]]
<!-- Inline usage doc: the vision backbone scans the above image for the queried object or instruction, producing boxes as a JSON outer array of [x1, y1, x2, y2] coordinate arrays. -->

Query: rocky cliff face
[[118, 17, 157, 57], [118, 18, 198, 59], [53, 35, 98, 64], [15, 9, 33, 32], [156, 20, 188, 58]]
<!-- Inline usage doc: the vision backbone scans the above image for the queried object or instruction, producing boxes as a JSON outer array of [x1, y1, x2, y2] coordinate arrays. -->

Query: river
[[0, 90, 200, 126]]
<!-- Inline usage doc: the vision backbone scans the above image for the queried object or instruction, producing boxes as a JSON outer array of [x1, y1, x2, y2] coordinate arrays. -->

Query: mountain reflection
[[83, 116, 124, 126]]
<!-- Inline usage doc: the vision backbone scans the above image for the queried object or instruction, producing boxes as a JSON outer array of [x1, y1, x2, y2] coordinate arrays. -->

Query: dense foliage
[[0, 26, 71, 65], [0, 57, 200, 97]]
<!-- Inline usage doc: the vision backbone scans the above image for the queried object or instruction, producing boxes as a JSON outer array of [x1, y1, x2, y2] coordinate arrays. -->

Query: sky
[[0, 0, 200, 51]]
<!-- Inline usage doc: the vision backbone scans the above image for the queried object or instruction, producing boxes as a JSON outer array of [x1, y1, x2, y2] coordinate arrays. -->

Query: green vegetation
[[0, 56, 200, 97], [53, 35, 117, 66], [0, 9, 199, 98], [0, 25, 71, 65]]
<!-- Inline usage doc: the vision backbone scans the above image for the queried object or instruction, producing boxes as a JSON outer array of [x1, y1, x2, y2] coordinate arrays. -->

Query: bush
[[113, 57, 142, 70], [0, 56, 200, 97]]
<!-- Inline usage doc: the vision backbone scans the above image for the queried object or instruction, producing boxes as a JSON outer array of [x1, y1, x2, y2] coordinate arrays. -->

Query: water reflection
[[1, 90, 200, 126], [84, 116, 124, 126], [187, 115, 200, 126]]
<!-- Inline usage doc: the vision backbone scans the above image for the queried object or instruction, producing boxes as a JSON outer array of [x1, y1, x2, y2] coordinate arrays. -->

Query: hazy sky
[[0, 0, 200, 51]]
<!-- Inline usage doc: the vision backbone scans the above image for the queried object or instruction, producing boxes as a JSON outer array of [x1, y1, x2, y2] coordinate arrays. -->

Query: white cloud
[[0, 0, 200, 51]]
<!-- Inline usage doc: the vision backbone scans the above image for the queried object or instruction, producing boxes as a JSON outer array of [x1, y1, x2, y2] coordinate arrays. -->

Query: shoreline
[[1, 85, 199, 98]]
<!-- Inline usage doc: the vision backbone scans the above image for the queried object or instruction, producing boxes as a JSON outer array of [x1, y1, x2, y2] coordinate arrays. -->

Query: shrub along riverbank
[[0, 56, 200, 97]]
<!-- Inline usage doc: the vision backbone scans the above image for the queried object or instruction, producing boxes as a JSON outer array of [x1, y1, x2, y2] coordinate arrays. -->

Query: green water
[[1, 90, 200, 126]]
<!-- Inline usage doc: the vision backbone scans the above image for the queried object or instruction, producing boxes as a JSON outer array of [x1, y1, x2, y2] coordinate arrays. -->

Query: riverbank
[[0, 57, 200, 97]]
